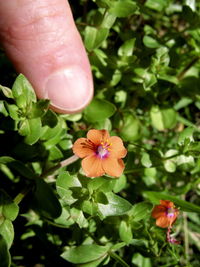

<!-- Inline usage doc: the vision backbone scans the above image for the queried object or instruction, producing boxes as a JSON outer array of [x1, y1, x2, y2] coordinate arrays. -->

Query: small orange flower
[[151, 200, 179, 228], [72, 129, 127, 178]]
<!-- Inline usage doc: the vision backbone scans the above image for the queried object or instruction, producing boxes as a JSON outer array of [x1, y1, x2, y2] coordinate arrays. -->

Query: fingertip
[[44, 65, 93, 113]]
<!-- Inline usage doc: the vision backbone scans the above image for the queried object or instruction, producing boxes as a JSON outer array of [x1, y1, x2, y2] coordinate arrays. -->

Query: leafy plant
[[0, 0, 200, 266]]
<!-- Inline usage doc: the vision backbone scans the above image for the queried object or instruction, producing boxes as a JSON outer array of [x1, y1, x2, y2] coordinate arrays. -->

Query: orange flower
[[151, 200, 179, 228], [72, 129, 127, 178]]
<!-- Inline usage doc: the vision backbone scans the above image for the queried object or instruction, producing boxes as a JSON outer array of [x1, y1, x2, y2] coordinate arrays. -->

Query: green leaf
[[70, 208, 88, 228], [101, 12, 116, 29], [143, 191, 200, 213], [96, 191, 108, 204], [42, 109, 58, 128], [5, 104, 19, 121], [82, 200, 98, 216], [0, 157, 15, 164], [186, 142, 200, 157], [56, 171, 81, 190], [0, 85, 13, 99], [141, 153, 152, 168], [143, 36, 160, 48], [118, 38, 136, 57], [109, 0, 139, 17], [18, 119, 30, 136], [130, 202, 153, 222], [27, 99, 49, 119], [84, 99, 116, 122], [84, 26, 109, 51], [56, 172, 81, 204], [9, 160, 38, 180], [119, 221, 133, 244], [87, 177, 108, 192], [113, 174, 127, 193], [164, 159, 176, 173], [150, 106, 177, 130], [44, 129, 66, 149], [0, 190, 19, 221], [132, 253, 152, 267], [178, 127, 194, 145], [77, 255, 108, 267], [0, 101, 8, 116], [145, 0, 169, 12], [119, 113, 140, 141], [92, 118, 112, 131], [98, 192, 132, 217], [174, 97, 193, 110], [24, 118, 42, 145], [0, 235, 11, 267], [61, 244, 109, 264], [111, 242, 126, 251], [0, 220, 14, 249], [33, 179, 62, 219], [54, 205, 74, 227], [12, 74, 36, 107], [48, 146, 63, 161], [62, 113, 82, 122]]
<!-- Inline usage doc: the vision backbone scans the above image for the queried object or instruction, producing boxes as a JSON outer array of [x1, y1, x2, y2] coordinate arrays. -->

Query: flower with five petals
[[151, 200, 179, 228], [72, 129, 127, 178]]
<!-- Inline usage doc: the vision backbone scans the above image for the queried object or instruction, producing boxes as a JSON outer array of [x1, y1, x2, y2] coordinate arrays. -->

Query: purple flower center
[[96, 142, 111, 159], [167, 207, 175, 218]]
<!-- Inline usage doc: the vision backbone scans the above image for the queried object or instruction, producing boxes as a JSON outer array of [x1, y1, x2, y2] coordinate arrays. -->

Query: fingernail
[[44, 66, 93, 113]]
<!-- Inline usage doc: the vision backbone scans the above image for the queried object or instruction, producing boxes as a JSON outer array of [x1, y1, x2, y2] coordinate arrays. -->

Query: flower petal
[[151, 205, 166, 219], [102, 157, 125, 177], [160, 200, 174, 208], [73, 138, 95, 158], [87, 129, 110, 145], [109, 136, 127, 158], [156, 216, 170, 228], [82, 155, 105, 177]]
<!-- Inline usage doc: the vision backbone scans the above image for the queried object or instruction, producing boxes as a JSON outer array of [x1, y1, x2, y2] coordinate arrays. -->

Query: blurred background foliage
[[0, 0, 200, 266]]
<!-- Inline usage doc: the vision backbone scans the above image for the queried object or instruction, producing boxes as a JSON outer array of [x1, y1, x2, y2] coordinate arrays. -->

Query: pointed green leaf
[[119, 221, 133, 244], [33, 179, 62, 219], [0, 220, 14, 249], [85, 26, 109, 51], [119, 113, 140, 141], [0, 190, 19, 221], [12, 74, 36, 107], [61, 244, 109, 264], [109, 0, 138, 17], [98, 192, 132, 217], [84, 99, 116, 122], [0, 235, 11, 267], [24, 118, 42, 145]]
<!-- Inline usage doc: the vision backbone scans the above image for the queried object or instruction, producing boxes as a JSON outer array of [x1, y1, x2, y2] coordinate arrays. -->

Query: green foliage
[[61, 244, 110, 264], [0, 0, 200, 266], [84, 98, 116, 122], [0, 235, 11, 267]]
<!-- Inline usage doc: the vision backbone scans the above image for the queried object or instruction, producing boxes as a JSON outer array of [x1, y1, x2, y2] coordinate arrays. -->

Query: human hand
[[0, 0, 93, 113]]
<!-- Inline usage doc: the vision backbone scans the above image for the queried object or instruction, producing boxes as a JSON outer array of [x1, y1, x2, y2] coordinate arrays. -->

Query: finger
[[0, 0, 93, 113]]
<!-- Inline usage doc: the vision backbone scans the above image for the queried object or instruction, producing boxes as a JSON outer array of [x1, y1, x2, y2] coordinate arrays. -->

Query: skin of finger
[[0, 0, 92, 108]]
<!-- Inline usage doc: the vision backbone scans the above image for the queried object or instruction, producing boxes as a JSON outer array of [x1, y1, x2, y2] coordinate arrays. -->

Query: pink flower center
[[167, 207, 176, 218], [96, 141, 111, 159]]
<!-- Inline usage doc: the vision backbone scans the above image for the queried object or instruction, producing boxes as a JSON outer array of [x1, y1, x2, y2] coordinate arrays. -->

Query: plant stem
[[177, 56, 200, 80], [109, 251, 130, 267], [40, 155, 79, 178], [14, 186, 32, 205], [183, 211, 189, 263]]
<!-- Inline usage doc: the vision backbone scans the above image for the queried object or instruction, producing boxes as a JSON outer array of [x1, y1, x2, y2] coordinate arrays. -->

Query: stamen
[[167, 207, 176, 218], [96, 141, 111, 159]]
